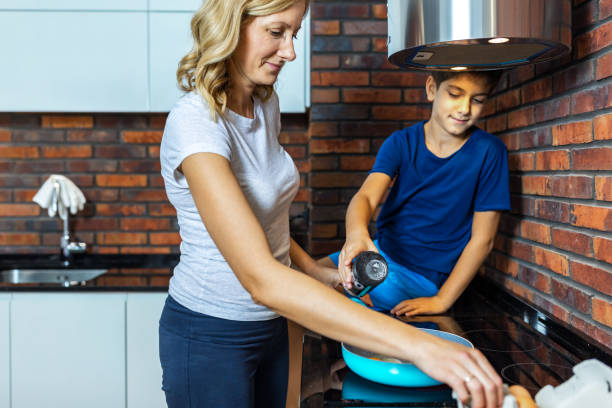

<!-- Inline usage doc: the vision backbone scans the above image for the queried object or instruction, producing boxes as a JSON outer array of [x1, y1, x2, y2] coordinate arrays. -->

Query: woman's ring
[[464, 374, 475, 384]]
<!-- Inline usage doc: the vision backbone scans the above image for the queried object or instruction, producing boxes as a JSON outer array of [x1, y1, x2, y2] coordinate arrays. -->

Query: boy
[[321, 70, 510, 317]]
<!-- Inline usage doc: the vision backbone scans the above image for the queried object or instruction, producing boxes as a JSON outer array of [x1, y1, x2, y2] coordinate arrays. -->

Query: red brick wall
[[0, 113, 308, 255], [0, 114, 169, 254], [481, 0, 612, 347], [308, 0, 430, 256], [307, 0, 611, 347], [1, 0, 610, 346]]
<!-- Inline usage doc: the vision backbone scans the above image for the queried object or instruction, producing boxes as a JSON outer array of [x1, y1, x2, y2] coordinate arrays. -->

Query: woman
[[159, 1, 504, 407]]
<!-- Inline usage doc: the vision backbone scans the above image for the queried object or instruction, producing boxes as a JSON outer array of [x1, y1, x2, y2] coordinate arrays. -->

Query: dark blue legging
[[159, 295, 289, 408]]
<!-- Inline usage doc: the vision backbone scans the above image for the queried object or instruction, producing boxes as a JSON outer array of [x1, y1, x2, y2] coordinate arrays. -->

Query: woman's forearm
[[182, 153, 419, 358], [249, 255, 436, 364]]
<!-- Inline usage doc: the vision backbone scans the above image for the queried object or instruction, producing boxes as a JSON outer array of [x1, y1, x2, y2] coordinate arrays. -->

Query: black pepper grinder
[[346, 251, 388, 298]]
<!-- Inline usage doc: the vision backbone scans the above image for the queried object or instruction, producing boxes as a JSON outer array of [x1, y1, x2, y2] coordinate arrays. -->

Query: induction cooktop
[[300, 278, 612, 407]]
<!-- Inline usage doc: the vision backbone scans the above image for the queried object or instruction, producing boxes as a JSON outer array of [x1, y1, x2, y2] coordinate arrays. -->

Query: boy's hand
[[391, 295, 449, 317], [338, 235, 378, 289]]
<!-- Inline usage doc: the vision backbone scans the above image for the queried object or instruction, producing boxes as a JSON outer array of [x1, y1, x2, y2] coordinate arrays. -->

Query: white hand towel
[[32, 175, 86, 220]]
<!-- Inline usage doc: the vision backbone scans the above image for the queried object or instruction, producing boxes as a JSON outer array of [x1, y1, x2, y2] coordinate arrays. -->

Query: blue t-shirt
[[372, 121, 510, 286]]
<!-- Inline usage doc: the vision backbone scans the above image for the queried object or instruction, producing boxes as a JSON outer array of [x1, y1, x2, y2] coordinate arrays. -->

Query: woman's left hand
[[391, 295, 448, 317]]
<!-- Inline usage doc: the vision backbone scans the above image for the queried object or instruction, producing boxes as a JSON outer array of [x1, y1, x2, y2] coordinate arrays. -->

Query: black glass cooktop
[[300, 278, 612, 407]]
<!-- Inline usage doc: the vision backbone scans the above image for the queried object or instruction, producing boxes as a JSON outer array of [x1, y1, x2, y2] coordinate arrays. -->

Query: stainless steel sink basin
[[0, 268, 107, 286]]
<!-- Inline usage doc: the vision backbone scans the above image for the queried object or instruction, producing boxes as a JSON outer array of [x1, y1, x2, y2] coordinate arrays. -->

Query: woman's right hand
[[338, 234, 378, 290], [410, 335, 504, 408]]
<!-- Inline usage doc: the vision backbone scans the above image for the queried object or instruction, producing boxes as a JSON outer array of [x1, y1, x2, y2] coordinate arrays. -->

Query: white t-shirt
[[160, 91, 299, 321]]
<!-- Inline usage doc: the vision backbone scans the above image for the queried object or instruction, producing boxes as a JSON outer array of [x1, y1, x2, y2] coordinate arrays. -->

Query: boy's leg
[[318, 245, 439, 312], [367, 245, 439, 311], [317, 256, 336, 268]]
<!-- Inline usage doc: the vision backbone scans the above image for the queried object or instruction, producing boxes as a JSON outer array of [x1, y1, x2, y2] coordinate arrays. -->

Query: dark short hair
[[430, 70, 505, 94]]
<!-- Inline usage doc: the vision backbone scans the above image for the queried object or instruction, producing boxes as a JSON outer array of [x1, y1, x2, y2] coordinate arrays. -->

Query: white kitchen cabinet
[[126, 292, 167, 408], [149, 11, 310, 112], [0, 0, 146, 10], [10, 293, 126, 408], [149, 12, 194, 112], [149, 0, 203, 11], [274, 10, 311, 113], [0, 11, 148, 112], [0, 294, 10, 408], [0, 5, 309, 113]]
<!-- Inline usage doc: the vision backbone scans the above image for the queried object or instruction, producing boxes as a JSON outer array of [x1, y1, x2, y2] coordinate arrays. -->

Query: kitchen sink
[[0, 268, 107, 286], [0, 253, 178, 287]]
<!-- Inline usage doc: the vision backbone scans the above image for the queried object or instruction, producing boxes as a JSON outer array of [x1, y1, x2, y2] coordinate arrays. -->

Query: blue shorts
[[159, 295, 288, 408], [328, 240, 441, 311]]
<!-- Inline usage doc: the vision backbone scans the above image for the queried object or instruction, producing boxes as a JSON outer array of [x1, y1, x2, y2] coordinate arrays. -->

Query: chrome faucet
[[52, 181, 86, 262]]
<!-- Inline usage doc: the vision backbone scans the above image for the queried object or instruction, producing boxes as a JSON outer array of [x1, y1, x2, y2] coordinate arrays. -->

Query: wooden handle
[[508, 385, 538, 408]]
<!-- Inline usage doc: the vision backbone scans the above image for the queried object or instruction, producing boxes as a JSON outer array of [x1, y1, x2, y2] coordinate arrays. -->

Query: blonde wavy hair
[[177, 0, 310, 121]]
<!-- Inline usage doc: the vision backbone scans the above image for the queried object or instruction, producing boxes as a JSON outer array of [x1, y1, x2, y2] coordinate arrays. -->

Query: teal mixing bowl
[[342, 328, 473, 387]]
